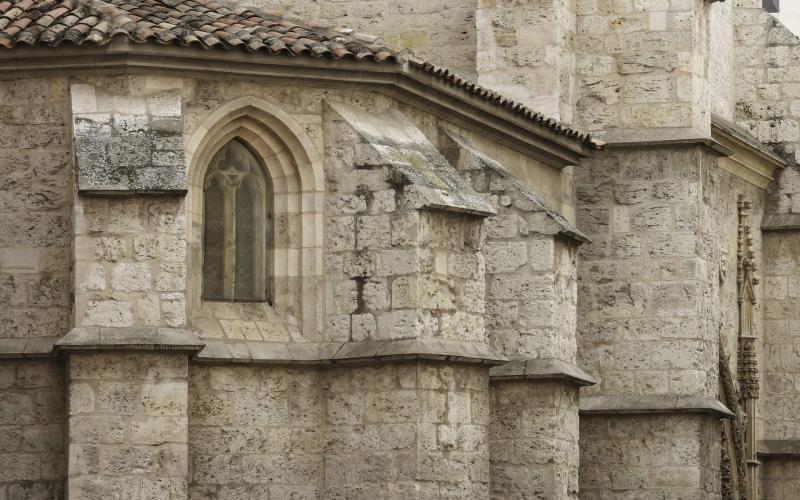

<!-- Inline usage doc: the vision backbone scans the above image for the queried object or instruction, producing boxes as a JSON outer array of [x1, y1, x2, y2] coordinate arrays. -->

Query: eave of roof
[[0, 0, 600, 164], [0, 38, 599, 168]]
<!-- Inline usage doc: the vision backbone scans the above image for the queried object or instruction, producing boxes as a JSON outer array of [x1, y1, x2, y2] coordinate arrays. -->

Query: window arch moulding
[[185, 96, 325, 342]]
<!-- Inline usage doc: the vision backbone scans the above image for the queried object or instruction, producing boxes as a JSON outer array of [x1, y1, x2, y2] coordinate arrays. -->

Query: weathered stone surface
[[67, 352, 189, 498], [72, 84, 187, 193], [0, 360, 65, 496]]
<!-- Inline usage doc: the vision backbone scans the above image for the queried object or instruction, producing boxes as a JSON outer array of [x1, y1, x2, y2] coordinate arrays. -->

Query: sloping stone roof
[[0, 0, 599, 149]]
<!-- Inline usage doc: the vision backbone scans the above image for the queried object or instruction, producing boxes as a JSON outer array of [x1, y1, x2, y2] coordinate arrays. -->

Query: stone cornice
[[489, 358, 598, 386], [0, 39, 593, 169], [758, 440, 800, 458], [55, 327, 205, 352], [0, 337, 60, 358], [580, 395, 735, 419], [711, 114, 787, 190], [195, 338, 507, 366], [593, 120, 786, 190], [762, 213, 800, 231]]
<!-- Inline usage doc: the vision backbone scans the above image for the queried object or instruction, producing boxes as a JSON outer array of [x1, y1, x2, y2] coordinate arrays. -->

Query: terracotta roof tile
[[0, 0, 598, 148]]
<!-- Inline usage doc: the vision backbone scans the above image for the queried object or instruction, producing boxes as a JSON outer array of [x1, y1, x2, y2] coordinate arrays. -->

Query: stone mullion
[[221, 179, 237, 300]]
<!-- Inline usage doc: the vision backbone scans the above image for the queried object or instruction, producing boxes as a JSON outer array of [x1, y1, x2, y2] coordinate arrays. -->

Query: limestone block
[[71, 84, 186, 194], [111, 262, 152, 292]]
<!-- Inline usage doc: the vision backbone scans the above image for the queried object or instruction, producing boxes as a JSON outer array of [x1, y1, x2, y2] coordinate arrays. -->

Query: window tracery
[[202, 139, 272, 302]]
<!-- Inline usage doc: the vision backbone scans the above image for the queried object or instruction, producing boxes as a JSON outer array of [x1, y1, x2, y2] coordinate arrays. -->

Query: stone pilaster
[[322, 362, 490, 498], [66, 352, 190, 499]]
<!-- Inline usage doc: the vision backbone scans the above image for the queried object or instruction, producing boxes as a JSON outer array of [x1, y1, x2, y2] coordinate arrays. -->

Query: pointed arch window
[[203, 139, 272, 302]]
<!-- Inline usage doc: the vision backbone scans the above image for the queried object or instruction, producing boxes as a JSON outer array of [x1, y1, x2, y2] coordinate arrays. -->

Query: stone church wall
[[0, 76, 72, 500], [762, 231, 800, 434], [734, 2, 800, 218], [67, 352, 188, 499], [580, 413, 721, 499], [575, 144, 728, 497], [0, 77, 73, 352], [188, 365, 323, 499], [0, 360, 65, 499], [577, 145, 719, 398], [574, 0, 712, 135], [238, 0, 478, 78]]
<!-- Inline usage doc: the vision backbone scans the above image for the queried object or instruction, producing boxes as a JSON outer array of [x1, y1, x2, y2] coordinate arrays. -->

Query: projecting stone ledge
[[758, 440, 800, 458], [195, 338, 507, 365], [55, 326, 204, 352], [580, 394, 734, 418], [489, 358, 598, 386], [0, 337, 61, 358]]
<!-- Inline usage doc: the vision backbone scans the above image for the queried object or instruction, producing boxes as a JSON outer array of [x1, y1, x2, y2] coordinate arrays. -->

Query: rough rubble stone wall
[[323, 363, 489, 498], [68, 352, 188, 499], [577, 146, 718, 398], [236, 0, 478, 77], [0, 360, 65, 499], [188, 365, 323, 499], [0, 77, 72, 350], [489, 381, 579, 500], [476, 0, 577, 121], [574, 0, 710, 134], [579, 414, 721, 499]]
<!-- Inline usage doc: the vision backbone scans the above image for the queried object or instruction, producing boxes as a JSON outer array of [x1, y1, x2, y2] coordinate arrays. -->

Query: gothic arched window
[[203, 139, 272, 302]]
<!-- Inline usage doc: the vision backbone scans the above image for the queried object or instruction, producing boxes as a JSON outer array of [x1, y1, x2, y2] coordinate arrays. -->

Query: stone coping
[[55, 327, 205, 352], [0, 338, 60, 358], [489, 358, 598, 386], [580, 395, 734, 419], [711, 113, 789, 168], [196, 338, 507, 366], [758, 440, 800, 458], [8, 330, 507, 366], [762, 213, 800, 231]]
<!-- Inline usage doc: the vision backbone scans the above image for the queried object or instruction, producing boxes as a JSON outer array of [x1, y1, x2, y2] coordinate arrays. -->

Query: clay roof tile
[[0, 0, 598, 148]]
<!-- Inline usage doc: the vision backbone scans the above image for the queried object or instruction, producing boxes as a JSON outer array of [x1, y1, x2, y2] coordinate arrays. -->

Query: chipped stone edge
[[488, 358, 598, 387], [757, 440, 800, 458], [54, 327, 205, 353], [194, 338, 507, 366], [579, 395, 735, 419]]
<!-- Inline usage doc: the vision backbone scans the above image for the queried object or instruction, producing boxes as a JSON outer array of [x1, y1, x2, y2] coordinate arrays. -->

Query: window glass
[[202, 139, 270, 301]]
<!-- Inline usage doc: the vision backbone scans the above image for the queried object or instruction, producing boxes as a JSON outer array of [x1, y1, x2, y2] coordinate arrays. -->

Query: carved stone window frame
[[185, 96, 325, 340]]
